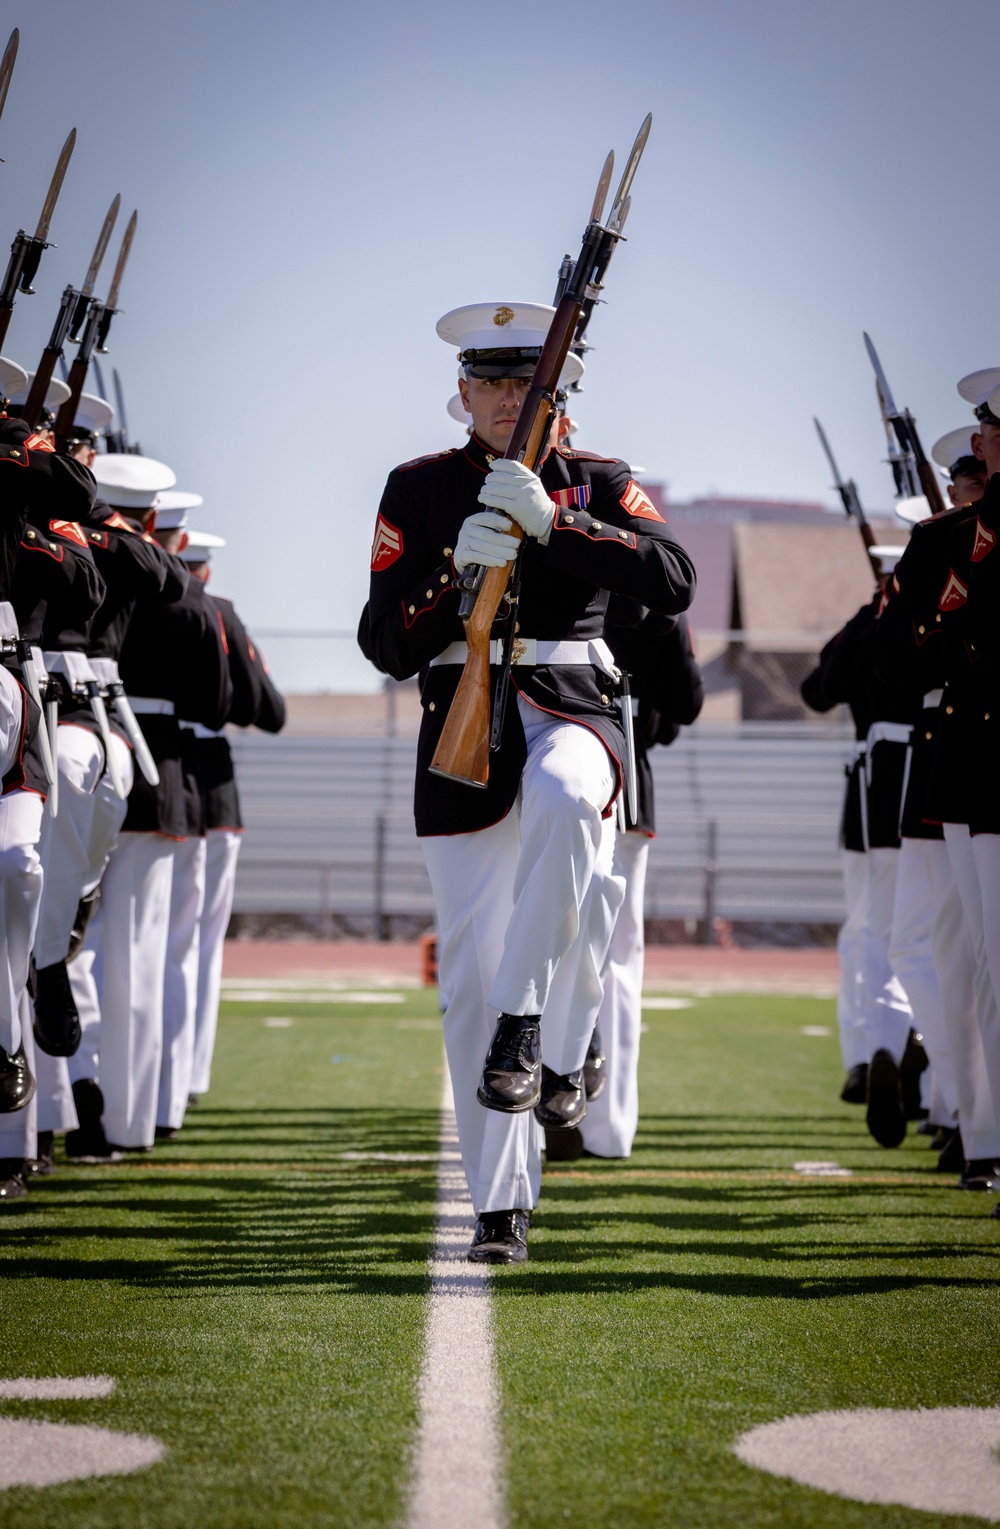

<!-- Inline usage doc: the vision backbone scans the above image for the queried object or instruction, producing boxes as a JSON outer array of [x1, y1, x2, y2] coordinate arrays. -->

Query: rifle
[[21, 194, 119, 430], [813, 416, 882, 580], [0, 128, 76, 351], [54, 208, 136, 446], [863, 333, 947, 518], [430, 113, 652, 788]]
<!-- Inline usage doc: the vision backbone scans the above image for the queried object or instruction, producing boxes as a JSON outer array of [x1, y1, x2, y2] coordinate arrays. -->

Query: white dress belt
[[190, 723, 222, 739], [128, 697, 175, 716], [43, 650, 98, 687], [430, 637, 616, 670], [923, 689, 944, 708], [865, 719, 912, 786]]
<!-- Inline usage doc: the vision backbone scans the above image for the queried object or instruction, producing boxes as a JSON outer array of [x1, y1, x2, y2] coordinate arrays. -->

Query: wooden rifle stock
[[429, 303, 580, 786]]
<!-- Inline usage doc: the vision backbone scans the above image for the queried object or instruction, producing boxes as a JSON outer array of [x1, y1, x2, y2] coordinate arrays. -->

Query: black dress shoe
[[154, 1125, 179, 1141], [929, 1126, 949, 1152], [866, 1049, 906, 1147], [936, 1126, 965, 1173], [477, 1014, 541, 1113], [900, 1028, 929, 1120], [534, 1065, 587, 1130], [544, 1125, 584, 1162], [65, 1078, 124, 1164], [0, 1159, 27, 1203], [957, 1159, 1000, 1191], [32, 959, 82, 1057], [467, 1208, 529, 1264], [991, 1200, 1000, 1220], [583, 1026, 607, 1101], [187, 1093, 200, 1108], [0, 1042, 35, 1113], [24, 1130, 55, 1179], [840, 1063, 868, 1104]]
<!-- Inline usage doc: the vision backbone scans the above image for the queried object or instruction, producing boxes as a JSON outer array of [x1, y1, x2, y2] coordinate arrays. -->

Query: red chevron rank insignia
[[620, 480, 664, 521], [49, 519, 89, 547], [104, 511, 136, 533], [24, 432, 54, 453], [971, 518, 996, 562], [939, 569, 969, 611], [371, 515, 403, 571]]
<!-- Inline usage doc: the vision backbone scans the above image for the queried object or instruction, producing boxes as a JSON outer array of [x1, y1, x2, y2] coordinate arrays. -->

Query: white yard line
[[406, 1072, 503, 1529]]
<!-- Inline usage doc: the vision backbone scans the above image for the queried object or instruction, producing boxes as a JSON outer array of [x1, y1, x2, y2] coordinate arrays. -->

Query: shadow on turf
[[0, 1106, 442, 1297]]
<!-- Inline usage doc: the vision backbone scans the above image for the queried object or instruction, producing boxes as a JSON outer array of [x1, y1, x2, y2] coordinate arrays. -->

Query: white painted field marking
[[0, 1377, 115, 1400], [264, 1016, 294, 1028], [792, 1161, 852, 1178], [735, 1407, 1000, 1520], [406, 1072, 502, 1529], [642, 997, 695, 1010], [341, 1151, 441, 1163], [0, 1419, 163, 1488], [801, 1025, 832, 1037]]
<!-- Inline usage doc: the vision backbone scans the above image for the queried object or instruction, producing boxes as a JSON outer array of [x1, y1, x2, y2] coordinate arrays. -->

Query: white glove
[[453, 510, 521, 574], [477, 458, 555, 544]]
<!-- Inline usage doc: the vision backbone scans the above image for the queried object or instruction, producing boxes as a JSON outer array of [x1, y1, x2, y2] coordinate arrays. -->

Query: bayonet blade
[[34, 128, 76, 242], [103, 209, 136, 310], [113, 367, 129, 441], [590, 150, 615, 224], [80, 194, 120, 298], [0, 29, 18, 135], [608, 112, 652, 224], [863, 332, 899, 418], [813, 416, 842, 485]]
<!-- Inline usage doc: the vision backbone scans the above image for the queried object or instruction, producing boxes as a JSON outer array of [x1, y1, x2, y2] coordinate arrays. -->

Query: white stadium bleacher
[[229, 722, 853, 930]]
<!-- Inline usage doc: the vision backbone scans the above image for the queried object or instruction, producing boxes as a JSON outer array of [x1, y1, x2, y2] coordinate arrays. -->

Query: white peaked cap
[[894, 495, 931, 525], [92, 453, 176, 511], [437, 301, 585, 387], [153, 489, 204, 530], [0, 357, 28, 398], [178, 529, 225, 563], [957, 369, 1000, 409], [870, 544, 907, 571], [989, 383, 1000, 421], [9, 372, 70, 409], [931, 427, 979, 471], [73, 392, 114, 435], [447, 393, 473, 426]]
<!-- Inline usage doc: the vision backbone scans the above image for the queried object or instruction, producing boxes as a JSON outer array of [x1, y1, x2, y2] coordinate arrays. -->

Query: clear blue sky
[[1, 0, 995, 634]]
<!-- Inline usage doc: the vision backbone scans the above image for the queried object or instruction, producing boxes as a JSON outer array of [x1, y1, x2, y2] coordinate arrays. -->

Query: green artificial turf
[[0, 987, 444, 1529], [493, 993, 1000, 1529]]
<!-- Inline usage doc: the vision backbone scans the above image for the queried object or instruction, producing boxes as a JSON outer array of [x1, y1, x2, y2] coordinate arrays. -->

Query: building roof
[[731, 521, 881, 650]]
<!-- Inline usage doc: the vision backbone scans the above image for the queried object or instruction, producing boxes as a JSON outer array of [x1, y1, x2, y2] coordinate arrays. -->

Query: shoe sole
[[32, 1027, 82, 1059], [467, 1247, 528, 1264], [476, 1087, 541, 1113]]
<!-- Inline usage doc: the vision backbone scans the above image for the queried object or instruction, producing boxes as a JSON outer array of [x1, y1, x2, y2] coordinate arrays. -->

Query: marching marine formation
[[805, 344, 1000, 1218]]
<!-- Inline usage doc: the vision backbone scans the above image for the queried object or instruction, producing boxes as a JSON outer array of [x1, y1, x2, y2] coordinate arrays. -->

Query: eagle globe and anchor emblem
[[493, 306, 515, 326]]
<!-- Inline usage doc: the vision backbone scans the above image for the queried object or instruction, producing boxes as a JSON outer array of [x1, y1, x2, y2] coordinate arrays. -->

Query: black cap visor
[[461, 346, 541, 380]]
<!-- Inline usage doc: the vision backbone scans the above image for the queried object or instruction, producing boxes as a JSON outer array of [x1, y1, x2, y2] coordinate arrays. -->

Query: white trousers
[[0, 995, 36, 1160], [0, 789, 45, 1057], [34, 1045, 78, 1132], [581, 831, 649, 1159], [944, 825, 1000, 1149], [859, 847, 912, 1063], [889, 838, 959, 1121], [93, 832, 176, 1148], [34, 724, 132, 969], [836, 849, 868, 1069], [190, 830, 241, 1097], [927, 840, 999, 1160], [158, 836, 208, 1129], [67, 929, 102, 1085], [421, 702, 621, 1214]]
